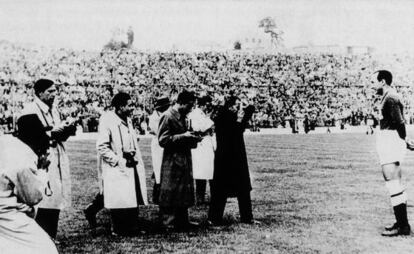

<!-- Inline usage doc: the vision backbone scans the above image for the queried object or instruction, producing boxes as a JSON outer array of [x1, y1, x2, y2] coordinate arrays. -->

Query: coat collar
[[108, 111, 130, 127], [34, 96, 51, 113], [170, 107, 182, 121]]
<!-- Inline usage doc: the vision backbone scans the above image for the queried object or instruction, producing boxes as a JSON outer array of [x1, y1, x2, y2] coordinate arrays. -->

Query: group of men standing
[[84, 89, 258, 234], [0, 79, 76, 253], [0, 78, 258, 252], [0, 69, 412, 253]]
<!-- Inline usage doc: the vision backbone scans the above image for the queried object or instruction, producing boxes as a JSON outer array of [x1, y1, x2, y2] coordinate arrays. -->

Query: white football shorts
[[376, 129, 406, 165]]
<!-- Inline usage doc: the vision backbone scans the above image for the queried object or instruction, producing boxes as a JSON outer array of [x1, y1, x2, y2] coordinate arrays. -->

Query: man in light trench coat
[[19, 79, 76, 239], [96, 92, 148, 236]]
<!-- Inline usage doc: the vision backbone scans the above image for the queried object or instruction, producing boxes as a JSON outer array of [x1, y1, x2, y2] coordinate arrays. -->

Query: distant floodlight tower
[[258, 17, 284, 49], [127, 26, 134, 48]]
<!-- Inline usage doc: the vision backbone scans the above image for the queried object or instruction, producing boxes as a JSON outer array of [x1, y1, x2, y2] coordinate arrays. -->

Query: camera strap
[[36, 102, 55, 129], [118, 122, 136, 153], [118, 124, 125, 153]]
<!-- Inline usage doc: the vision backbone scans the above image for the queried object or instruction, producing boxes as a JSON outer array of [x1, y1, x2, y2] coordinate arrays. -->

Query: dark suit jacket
[[212, 106, 254, 197]]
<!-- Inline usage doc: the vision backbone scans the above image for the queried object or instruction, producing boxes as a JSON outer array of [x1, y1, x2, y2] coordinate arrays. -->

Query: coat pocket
[[102, 164, 137, 208]]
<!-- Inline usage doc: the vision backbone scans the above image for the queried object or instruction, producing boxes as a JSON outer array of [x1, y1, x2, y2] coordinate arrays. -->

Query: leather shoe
[[381, 225, 411, 237], [182, 221, 199, 230], [241, 219, 261, 225], [205, 220, 224, 229], [384, 222, 398, 231], [174, 221, 199, 231], [159, 225, 175, 233]]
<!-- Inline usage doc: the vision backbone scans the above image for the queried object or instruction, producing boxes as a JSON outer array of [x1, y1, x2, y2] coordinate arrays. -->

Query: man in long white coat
[[148, 96, 170, 203], [0, 114, 57, 254], [19, 79, 76, 239], [188, 95, 215, 204], [97, 92, 148, 236]]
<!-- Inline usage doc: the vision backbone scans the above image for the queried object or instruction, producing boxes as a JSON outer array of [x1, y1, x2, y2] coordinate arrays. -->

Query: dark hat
[[155, 96, 170, 109], [34, 79, 54, 95], [176, 90, 196, 104], [16, 114, 50, 156], [111, 92, 131, 108], [224, 94, 239, 108], [197, 95, 212, 106]]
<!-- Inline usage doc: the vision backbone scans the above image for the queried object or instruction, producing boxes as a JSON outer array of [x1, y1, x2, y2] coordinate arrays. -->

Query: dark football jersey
[[380, 91, 404, 130]]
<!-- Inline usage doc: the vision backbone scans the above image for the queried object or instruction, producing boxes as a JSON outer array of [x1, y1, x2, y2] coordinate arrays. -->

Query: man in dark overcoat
[[157, 90, 202, 231], [208, 95, 256, 225]]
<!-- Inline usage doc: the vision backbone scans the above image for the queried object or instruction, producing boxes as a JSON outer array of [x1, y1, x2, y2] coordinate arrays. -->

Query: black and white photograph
[[1, 0, 414, 253]]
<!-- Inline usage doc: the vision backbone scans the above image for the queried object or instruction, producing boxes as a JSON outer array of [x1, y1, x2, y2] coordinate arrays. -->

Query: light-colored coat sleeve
[[96, 115, 124, 168], [148, 112, 159, 135], [6, 167, 44, 207], [0, 137, 44, 209]]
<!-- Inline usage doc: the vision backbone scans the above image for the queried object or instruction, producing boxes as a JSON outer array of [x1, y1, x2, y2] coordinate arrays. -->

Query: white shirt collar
[[110, 110, 129, 126], [34, 96, 51, 113]]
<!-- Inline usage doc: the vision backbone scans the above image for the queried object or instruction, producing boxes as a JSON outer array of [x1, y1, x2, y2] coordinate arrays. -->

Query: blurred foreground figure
[[208, 95, 257, 225], [96, 92, 148, 236], [20, 79, 76, 239], [157, 90, 202, 231], [372, 70, 411, 236], [0, 115, 57, 254]]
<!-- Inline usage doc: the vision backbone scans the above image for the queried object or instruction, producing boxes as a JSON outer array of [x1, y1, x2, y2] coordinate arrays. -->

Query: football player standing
[[372, 70, 411, 236]]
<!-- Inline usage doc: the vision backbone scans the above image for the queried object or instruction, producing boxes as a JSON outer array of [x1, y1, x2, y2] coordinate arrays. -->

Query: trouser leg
[[84, 192, 104, 227], [196, 180, 207, 203], [133, 166, 144, 205], [208, 190, 227, 224], [237, 191, 253, 223], [110, 208, 139, 235], [85, 192, 104, 215], [174, 207, 189, 227], [153, 183, 160, 204], [35, 208, 60, 239], [159, 206, 176, 229]]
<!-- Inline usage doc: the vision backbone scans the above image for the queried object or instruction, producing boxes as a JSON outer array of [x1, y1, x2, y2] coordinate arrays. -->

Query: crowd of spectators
[[1, 41, 414, 134]]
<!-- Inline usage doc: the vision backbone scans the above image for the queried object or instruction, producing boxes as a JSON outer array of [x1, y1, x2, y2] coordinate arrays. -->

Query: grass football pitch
[[56, 133, 414, 253]]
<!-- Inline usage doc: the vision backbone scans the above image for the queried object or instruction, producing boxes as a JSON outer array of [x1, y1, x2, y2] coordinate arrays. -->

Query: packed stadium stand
[[1, 41, 413, 134]]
